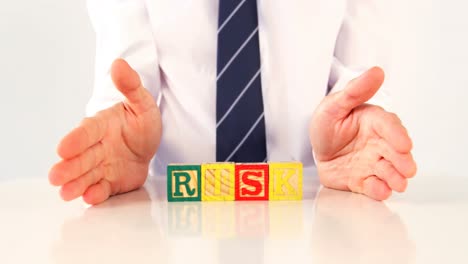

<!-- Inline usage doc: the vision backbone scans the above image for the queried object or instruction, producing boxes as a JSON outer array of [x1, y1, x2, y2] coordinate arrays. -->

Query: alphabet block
[[235, 163, 269, 201], [201, 163, 235, 201], [167, 164, 201, 202], [269, 162, 303, 200]]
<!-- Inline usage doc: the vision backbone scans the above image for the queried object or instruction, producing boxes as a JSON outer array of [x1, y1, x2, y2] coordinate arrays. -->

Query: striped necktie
[[216, 0, 267, 162]]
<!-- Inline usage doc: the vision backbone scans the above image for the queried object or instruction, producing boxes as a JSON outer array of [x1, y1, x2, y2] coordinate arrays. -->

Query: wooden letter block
[[269, 162, 303, 200], [201, 163, 235, 201], [235, 163, 269, 201], [167, 164, 201, 202]]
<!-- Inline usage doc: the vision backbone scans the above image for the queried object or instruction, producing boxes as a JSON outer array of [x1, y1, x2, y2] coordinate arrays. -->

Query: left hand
[[309, 67, 417, 200]]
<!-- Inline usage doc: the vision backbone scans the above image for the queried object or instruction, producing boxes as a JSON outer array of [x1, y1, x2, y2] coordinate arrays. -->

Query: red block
[[235, 163, 269, 201]]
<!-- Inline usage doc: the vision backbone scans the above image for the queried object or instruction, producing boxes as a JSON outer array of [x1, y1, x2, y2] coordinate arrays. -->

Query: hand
[[309, 67, 417, 200], [49, 59, 162, 204]]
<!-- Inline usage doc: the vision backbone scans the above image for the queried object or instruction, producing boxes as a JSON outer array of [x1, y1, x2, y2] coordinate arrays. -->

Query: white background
[[0, 0, 465, 181]]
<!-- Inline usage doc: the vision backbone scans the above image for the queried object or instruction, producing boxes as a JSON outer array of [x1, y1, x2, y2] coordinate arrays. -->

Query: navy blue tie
[[216, 0, 267, 162]]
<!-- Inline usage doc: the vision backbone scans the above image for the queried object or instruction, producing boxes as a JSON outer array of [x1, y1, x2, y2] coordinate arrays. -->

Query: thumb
[[324, 66, 385, 119], [111, 58, 156, 114]]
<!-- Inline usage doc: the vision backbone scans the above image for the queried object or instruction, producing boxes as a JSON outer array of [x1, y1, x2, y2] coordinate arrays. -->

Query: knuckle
[[103, 164, 112, 179], [80, 117, 92, 126], [89, 167, 99, 184], [97, 141, 105, 160], [374, 183, 392, 200], [48, 164, 62, 186], [380, 189, 392, 200], [82, 116, 102, 138], [374, 158, 391, 176], [406, 161, 418, 178], [80, 121, 93, 142], [369, 105, 385, 116], [398, 178, 408, 192], [90, 144, 100, 166], [387, 112, 401, 124], [374, 105, 385, 112]]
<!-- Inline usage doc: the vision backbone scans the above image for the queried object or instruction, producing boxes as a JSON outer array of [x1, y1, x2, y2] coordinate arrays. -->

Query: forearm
[[86, 0, 160, 116]]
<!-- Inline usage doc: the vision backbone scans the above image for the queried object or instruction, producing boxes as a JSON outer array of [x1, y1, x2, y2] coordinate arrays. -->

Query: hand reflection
[[52, 187, 168, 264], [312, 187, 415, 264]]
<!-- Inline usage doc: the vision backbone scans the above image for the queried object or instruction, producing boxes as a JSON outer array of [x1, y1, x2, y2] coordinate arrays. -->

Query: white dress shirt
[[86, 0, 388, 177]]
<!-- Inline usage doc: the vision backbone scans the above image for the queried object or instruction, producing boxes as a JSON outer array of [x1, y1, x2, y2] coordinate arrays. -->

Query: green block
[[167, 164, 201, 202]]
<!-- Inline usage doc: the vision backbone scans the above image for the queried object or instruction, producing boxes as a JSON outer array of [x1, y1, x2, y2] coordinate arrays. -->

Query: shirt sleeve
[[312, 0, 391, 166], [86, 0, 160, 116], [328, 0, 390, 110]]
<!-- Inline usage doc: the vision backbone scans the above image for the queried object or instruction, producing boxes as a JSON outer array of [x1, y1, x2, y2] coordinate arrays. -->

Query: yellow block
[[201, 163, 235, 201], [269, 162, 303, 200]]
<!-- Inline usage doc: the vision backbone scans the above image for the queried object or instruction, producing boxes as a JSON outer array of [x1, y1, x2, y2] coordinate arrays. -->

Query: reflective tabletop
[[1, 170, 467, 264]]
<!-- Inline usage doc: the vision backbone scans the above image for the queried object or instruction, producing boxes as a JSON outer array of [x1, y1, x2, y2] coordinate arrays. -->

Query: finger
[[323, 67, 385, 119], [57, 115, 107, 159], [82, 179, 112, 205], [49, 142, 105, 186], [362, 176, 392, 201], [111, 58, 156, 115], [374, 111, 413, 153], [374, 159, 408, 193], [59, 166, 105, 201], [378, 140, 417, 178]]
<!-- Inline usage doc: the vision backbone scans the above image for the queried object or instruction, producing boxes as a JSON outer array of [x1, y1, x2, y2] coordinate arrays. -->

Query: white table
[[1, 170, 467, 264]]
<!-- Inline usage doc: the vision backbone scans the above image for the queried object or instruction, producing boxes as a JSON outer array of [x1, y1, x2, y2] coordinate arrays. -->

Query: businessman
[[49, 0, 417, 204]]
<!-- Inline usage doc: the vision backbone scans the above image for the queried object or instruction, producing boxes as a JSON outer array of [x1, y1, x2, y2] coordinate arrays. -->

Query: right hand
[[49, 59, 162, 205]]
